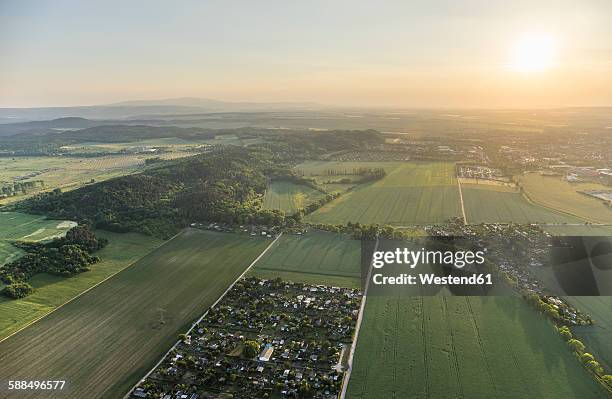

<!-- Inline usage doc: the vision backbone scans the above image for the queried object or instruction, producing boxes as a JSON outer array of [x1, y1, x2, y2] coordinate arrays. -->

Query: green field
[[0, 212, 75, 241], [519, 174, 612, 224], [347, 295, 608, 399], [0, 230, 162, 339], [0, 212, 76, 266], [296, 161, 402, 176], [461, 185, 583, 224], [530, 252, 612, 374], [543, 225, 612, 236], [306, 162, 462, 225], [262, 181, 325, 214], [250, 230, 361, 287], [0, 153, 192, 204], [0, 229, 269, 398], [566, 297, 612, 372], [0, 241, 24, 268]]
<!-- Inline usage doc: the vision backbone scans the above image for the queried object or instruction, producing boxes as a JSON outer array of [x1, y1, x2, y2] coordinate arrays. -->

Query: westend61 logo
[[361, 235, 612, 297]]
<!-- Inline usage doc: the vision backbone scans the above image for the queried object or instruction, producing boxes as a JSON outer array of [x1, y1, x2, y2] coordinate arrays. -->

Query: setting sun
[[510, 33, 558, 73]]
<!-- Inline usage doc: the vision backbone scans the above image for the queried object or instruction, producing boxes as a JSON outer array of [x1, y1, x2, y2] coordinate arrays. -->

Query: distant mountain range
[[0, 97, 326, 123], [0, 117, 114, 137], [107, 97, 321, 110]]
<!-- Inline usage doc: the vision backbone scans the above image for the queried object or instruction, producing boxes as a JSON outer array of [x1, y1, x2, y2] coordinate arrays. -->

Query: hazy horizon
[[2, 0, 612, 108], [3, 96, 612, 112]]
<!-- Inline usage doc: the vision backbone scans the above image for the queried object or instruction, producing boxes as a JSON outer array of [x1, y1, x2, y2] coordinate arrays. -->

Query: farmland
[[0, 230, 162, 339], [0, 229, 269, 398], [296, 161, 402, 177], [529, 243, 612, 373], [306, 162, 462, 225], [0, 212, 75, 241], [566, 297, 612, 372], [0, 153, 192, 204], [346, 295, 608, 399], [461, 184, 583, 224], [250, 230, 361, 288], [0, 212, 76, 266], [543, 225, 612, 236], [518, 173, 612, 223], [262, 180, 325, 213], [0, 241, 24, 268]]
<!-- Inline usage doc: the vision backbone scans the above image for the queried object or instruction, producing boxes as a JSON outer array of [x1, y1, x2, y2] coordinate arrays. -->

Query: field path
[[457, 179, 468, 225], [122, 232, 283, 399], [0, 229, 272, 398], [339, 238, 378, 399]]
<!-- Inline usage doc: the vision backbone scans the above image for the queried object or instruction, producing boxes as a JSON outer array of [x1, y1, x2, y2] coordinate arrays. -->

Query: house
[[258, 344, 274, 362]]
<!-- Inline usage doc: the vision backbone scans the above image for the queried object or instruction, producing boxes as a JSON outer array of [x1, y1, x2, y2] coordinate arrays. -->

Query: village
[[425, 220, 592, 326], [130, 277, 362, 399]]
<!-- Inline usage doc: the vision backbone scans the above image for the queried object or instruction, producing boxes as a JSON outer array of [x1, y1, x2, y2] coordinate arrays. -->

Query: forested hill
[[7, 129, 384, 237], [12, 147, 285, 238]]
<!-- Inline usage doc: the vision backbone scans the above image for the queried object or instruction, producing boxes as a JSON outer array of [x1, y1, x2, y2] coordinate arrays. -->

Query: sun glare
[[510, 33, 557, 73]]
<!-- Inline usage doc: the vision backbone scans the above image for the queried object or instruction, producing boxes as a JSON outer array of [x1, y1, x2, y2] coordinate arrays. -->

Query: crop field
[[347, 295, 608, 399], [306, 162, 462, 225], [0, 153, 192, 204], [296, 161, 400, 194], [461, 184, 583, 224], [543, 225, 612, 236], [566, 297, 612, 372], [71, 137, 203, 150], [519, 173, 612, 223], [262, 181, 325, 214], [0, 230, 162, 340], [0, 241, 24, 268], [295, 161, 403, 176], [530, 247, 612, 373], [0, 212, 75, 241], [0, 229, 269, 398], [250, 230, 361, 288], [0, 212, 76, 266]]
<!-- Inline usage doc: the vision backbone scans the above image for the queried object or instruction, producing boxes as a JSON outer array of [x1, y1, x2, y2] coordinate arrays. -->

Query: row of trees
[[525, 294, 592, 326], [557, 326, 611, 387], [0, 180, 44, 198], [308, 221, 415, 241], [524, 294, 611, 390]]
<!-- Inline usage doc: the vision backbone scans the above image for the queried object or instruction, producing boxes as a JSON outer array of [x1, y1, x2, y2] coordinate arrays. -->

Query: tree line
[[1, 225, 108, 299]]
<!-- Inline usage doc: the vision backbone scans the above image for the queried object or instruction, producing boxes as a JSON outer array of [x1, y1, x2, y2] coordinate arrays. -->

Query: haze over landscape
[[2, 0, 612, 109], [2, 2, 612, 399]]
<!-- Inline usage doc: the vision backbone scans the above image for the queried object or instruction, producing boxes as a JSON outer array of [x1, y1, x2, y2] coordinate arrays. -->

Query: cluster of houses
[[580, 189, 612, 205], [130, 277, 362, 398], [456, 164, 505, 181], [425, 221, 592, 326], [563, 166, 612, 184], [189, 222, 283, 238], [541, 295, 589, 326], [426, 221, 553, 296]]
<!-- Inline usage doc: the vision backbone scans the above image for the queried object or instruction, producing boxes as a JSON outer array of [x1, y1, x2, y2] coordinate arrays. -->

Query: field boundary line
[[457, 178, 468, 225], [519, 187, 599, 224], [0, 229, 185, 344], [339, 237, 379, 399], [122, 232, 283, 399]]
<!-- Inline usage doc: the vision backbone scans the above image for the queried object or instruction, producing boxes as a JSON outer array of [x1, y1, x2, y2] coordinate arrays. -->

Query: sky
[[1, 0, 612, 108]]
